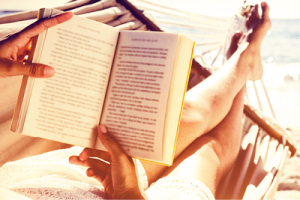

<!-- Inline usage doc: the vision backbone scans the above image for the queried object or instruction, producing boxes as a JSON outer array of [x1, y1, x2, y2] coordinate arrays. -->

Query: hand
[[69, 125, 146, 199], [0, 12, 73, 78]]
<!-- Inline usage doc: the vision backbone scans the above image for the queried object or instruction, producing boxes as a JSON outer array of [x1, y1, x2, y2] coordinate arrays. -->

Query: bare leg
[[140, 2, 271, 185], [163, 86, 245, 195]]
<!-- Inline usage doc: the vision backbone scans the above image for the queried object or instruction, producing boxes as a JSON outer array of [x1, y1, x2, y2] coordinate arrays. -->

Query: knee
[[191, 136, 223, 186], [209, 134, 240, 175], [194, 135, 239, 176], [193, 136, 224, 163], [181, 99, 209, 129]]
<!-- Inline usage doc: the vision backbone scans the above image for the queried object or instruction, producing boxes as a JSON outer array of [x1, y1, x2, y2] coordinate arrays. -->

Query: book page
[[22, 15, 119, 147], [97, 31, 179, 161]]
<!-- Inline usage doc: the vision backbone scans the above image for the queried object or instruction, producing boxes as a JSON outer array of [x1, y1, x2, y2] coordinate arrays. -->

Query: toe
[[246, 5, 259, 29], [261, 2, 271, 28], [254, 4, 259, 19], [261, 2, 270, 20]]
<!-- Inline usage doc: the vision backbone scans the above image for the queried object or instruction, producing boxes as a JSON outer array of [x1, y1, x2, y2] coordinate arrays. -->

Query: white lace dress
[[0, 146, 214, 200]]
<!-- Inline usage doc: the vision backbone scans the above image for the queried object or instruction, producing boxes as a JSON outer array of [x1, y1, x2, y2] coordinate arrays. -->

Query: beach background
[[150, 1, 300, 198], [0, 0, 299, 198]]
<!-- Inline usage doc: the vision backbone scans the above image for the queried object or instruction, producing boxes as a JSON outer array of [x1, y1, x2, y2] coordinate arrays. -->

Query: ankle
[[241, 48, 263, 81]]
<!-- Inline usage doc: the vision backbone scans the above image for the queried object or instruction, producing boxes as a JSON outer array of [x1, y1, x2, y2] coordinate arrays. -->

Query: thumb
[[0, 58, 54, 78], [98, 125, 127, 161]]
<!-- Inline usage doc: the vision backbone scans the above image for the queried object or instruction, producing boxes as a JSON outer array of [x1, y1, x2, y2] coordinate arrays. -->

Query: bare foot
[[242, 2, 271, 81], [226, 32, 243, 60]]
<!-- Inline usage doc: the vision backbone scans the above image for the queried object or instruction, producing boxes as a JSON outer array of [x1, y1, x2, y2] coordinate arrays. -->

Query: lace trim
[[0, 147, 214, 200], [135, 159, 149, 190], [0, 147, 106, 199], [0, 147, 151, 199]]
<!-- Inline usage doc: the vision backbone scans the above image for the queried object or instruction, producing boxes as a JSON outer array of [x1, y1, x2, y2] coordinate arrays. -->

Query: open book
[[11, 8, 195, 165]]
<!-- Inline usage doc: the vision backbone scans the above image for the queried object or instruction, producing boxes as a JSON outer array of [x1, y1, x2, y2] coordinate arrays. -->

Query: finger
[[22, 62, 55, 77], [14, 39, 32, 62], [86, 168, 107, 183], [69, 156, 109, 171], [19, 12, 73, 41], [79, 147, 110, 162], [97, 125, 128, 162], [69, 155, 84, 166], [0, 58, 54, 78]]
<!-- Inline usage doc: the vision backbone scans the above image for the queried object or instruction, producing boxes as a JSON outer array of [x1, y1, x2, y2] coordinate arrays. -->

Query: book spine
[[170, 42, 195, 165], [17, 37, 40, 132], [11, 9, 51, 133]]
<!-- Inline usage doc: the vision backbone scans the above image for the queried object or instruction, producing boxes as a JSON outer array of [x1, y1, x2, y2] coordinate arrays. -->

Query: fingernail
[[100, 125, 107, 134], [43, 66, 55, 77]]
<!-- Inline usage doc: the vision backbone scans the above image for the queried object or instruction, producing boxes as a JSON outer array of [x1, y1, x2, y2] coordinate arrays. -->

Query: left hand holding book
[[0, 12, 73, 78]]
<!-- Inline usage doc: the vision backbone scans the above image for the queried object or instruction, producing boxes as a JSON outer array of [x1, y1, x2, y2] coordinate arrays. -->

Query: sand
[[274, 128, 300, 199]]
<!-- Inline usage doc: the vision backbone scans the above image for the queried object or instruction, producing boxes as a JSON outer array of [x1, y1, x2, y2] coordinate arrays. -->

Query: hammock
[[188, 69, 294, 199], [0, 0, 297, 199]]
